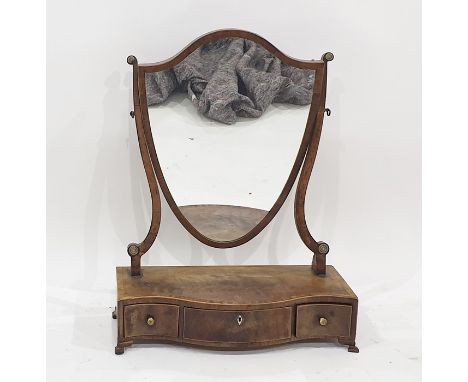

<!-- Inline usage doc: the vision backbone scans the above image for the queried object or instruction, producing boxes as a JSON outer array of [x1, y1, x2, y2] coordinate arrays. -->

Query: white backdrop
[[47, 1, 421, 381]]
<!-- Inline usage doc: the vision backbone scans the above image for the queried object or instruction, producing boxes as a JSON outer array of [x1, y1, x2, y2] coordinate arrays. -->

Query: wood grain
[[124, 303, 179, 338], [183, 307, 292, 343], [115, 265, 359, 353], [179, 205, 268, 242], [117, 265, 357, 307], [296, 303, 352, 339]]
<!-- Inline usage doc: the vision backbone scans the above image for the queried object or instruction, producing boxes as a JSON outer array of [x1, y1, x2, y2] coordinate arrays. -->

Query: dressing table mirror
[[113, 29, 358, 354]]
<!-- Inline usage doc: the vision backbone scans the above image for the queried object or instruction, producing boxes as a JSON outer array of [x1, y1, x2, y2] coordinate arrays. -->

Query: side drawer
[[296, 303, 352, 339], [124, 303, 179, 338], [183, 307, 292, 343]]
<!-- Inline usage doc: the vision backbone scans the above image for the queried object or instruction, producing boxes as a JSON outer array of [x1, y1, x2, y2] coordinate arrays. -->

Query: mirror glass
[[145, 37, 315, 241]]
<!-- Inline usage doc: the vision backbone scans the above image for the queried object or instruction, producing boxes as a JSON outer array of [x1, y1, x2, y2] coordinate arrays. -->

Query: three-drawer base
[[114, 265, 359, 354]]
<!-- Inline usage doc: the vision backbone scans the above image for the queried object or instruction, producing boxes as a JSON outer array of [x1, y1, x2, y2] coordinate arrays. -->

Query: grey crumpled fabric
[[145, 38, 315, 124]]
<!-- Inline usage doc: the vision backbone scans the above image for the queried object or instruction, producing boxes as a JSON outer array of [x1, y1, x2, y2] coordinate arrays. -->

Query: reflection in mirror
[[145, 37, 315, 242]]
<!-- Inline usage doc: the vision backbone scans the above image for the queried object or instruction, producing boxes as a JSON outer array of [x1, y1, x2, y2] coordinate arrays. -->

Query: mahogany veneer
[[114, 265, 358, 353], [115, 29, 359, 354], [178, 205, 268, 242]]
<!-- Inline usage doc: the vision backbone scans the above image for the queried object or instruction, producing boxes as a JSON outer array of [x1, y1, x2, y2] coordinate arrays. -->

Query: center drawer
[[183, 307, 292, 343]]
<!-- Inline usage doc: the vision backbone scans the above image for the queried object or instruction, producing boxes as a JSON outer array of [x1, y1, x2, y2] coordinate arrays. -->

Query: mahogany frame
[[126, 29, 333, 276]]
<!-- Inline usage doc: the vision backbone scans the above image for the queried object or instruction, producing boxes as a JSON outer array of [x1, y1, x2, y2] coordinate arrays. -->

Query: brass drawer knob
[[319, 317, 328, 326], [147, 316, 155, 326]]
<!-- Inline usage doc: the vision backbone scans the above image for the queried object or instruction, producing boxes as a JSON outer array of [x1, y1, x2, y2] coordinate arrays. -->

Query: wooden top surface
[[117, 265, 357, 306]]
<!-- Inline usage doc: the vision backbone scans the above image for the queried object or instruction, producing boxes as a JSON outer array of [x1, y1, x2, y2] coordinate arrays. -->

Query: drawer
[[296, 303, 352, 339], [183, 307, 292, 343], [124, 303, 179, 338]]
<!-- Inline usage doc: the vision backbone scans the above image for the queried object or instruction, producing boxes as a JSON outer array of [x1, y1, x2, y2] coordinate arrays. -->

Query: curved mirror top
[[144, 37, 316, 242]]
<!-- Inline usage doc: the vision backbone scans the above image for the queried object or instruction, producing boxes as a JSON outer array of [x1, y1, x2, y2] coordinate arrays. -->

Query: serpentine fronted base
[[114, 265, 358, 354]]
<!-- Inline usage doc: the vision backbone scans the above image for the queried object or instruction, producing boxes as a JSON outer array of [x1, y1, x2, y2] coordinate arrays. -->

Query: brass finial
[[322, 52, 334, 62], [127, 55, 137, 65]]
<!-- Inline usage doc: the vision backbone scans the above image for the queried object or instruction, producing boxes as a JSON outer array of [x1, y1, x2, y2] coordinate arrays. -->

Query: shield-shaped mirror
[[135, 31, 326, 247]]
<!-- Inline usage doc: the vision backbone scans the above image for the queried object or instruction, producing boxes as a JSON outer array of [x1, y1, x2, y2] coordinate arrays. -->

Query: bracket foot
[[115, 345, 124, 355], [115, 340, 133, 355], [348, 344, 359, 353], [338, 339, 359, 353]]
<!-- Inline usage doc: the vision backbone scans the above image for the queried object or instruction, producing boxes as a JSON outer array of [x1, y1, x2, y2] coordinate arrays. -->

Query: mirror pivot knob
[[127, 244, 140, 256], [317, 242, 329, 255]]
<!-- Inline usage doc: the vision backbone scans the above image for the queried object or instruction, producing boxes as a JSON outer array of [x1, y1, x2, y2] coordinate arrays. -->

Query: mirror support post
[[126, 55, 162, 277], [294, 53, 334, 276]]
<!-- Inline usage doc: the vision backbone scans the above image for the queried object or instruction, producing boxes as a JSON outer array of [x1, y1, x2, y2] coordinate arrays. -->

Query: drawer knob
[[236, 314, 244, 326], [319, 317, 328, 326], [147, 316, 155, 326]]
